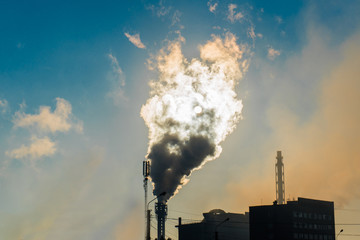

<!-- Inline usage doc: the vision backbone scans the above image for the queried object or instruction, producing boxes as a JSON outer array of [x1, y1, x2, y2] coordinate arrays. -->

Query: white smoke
[[141, 32, 249, 202]]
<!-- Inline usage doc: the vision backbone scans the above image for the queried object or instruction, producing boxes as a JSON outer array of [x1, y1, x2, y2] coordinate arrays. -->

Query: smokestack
[[155, 201, 167, 240], [275, 151, 285, 204]]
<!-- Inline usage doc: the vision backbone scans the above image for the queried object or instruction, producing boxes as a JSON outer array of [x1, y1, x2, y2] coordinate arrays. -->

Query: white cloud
[[257, 33, 263, 38], [275, 15, 283, 24], [146, 0, 171, 17], [13, 98, 82, 134], [6, 136, 56, 159], [108, 53, 123, 82], [124, 33, 146, 49], [267, 47, 281, 60], [6, 98, 83, 161], [227, 4, 243, 23], [107, 53, 128, 105], [171, 10, 182, 26], [207, 1, 218, 13], [248, 26, 256, 41], [17, 42, 24, 49], [0, 99, 8, 114]]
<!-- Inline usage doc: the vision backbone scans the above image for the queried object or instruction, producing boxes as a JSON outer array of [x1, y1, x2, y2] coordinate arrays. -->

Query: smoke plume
[[141, 33, 249, 202]]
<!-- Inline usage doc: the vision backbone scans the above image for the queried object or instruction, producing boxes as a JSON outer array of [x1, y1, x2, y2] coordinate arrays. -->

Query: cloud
[[266, 33, 360, 207], [248, 26, 256, 41], [0, 98, 9, 114], [146, 0, 172, 17], [275, 15, 283, 24], [267, 47, 281, 60], [17, 42, 24, 49], [7, 98, 83, 161], [227, 4, 244, 23], [13, 98, 82, 134], [207, 1, 218, 13], [124, 32, 146, 49], [108, 53, 123, 77], [221, 31, 360, 211], [107, 53, 127, 105], [6, 136, 56, 159], [171, 10, 182, 26]]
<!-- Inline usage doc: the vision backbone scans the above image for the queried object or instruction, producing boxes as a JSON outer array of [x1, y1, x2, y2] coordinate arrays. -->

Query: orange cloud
[[224, 33, 360, 210]]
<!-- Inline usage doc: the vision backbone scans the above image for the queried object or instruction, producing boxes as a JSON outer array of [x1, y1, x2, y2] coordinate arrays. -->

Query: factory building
[[174, 151, 336, 240], [249, 197, 336, 240], [177, 209, 249, 240]]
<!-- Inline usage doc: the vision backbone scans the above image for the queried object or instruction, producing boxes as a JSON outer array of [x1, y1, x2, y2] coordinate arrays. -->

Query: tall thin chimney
[[275, 151, 285, 204], [155, 201, 167, 240]]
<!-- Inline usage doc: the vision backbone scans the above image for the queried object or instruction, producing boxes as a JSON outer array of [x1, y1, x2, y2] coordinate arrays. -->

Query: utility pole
[[146, 209, 151, 240]]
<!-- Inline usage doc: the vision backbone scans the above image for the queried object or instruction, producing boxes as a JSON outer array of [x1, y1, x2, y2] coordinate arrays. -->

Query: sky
[[0, 0, 360, 239]]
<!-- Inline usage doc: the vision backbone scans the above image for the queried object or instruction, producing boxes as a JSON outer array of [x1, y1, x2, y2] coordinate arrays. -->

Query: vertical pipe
[[146, 209, 151, 240], [275, 151, 285, 204], [155, 202, 167, 240]]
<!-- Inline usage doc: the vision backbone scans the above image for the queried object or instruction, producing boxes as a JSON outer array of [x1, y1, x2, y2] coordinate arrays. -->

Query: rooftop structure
[[177, 209, 249, 240]]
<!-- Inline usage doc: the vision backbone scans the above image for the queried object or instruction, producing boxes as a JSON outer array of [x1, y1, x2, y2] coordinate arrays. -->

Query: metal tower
[[143, 160, 151, 240], [143, 160, 151, 211], [275, 151, 285, 204], [155, 201, 167, 240]]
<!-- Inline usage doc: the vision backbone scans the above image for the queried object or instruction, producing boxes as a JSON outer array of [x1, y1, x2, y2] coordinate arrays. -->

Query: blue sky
[[1, 0, 360, 239]]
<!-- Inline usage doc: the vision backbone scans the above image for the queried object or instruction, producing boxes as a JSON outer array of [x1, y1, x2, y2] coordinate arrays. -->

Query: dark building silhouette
[[250, 197, 335, 240], [177, 209, 249, 240]]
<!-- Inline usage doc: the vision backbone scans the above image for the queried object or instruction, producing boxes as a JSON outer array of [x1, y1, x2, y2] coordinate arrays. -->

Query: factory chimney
[[275, 151, 285, 204], [155, 201, 167, 240]]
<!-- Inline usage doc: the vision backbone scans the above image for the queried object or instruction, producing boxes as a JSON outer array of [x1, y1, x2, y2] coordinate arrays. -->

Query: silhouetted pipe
[[146, 209, 151, 240]]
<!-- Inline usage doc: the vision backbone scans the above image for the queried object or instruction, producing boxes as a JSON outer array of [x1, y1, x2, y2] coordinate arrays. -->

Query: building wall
[[250, 198, 335, 240], [178, 209, 249, 240]]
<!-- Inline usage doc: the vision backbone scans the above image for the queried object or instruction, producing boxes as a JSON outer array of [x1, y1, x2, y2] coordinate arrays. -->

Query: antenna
[[143, 159, 151, 240], [275, 151, 285, 204], [143, 160, 151, 211]]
